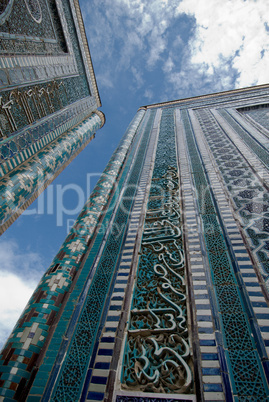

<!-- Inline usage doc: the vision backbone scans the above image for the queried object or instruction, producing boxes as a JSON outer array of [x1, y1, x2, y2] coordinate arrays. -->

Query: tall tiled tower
[[1, 84, 269, 401], [0, 0, 105, 235]]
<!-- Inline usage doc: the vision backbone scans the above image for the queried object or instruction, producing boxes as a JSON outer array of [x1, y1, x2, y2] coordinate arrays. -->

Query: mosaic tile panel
[[0, 109, 146, 401], [210, 109, 269, 190], [0, 95, 96, 177], [0, 0, 67, 55], [0, 76, 91, 140], [0, 0, 96, 97], [194, 108, 269, 293], [0, 111, 103, 234], [181, 108, 269, 399], [0, 0, 94, 136], [187, 107, 269, 387], [0, 0, 101, 177], [228, 108, 269, 148], [218, 109, 269, 170], [122, 109, 193, 395], [241, 106, 269, 132]]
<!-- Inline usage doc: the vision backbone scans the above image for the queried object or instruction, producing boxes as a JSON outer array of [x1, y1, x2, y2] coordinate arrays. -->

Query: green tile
[[28, 386, 43, 395], [27, 395, 42, 402], [32, 377, 48, 388]]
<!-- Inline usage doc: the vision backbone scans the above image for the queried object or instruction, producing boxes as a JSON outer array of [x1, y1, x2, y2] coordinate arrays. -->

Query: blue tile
[[98, 349, 113, 356], [101, 337, 115, 343], [196, 315, 212, 321], [252, 301, 268, 307], [247, 291, 263, 296], [235, 249, 248, 254], [255, 313, 269, 319], [259, 326, 269, 332], [202, 367, 220, 375], [109, 305, 121, 311], [201, 353, 219, 360], [95, 362, 110, 370], [262, 360, 269, 383], [241, 272, 257, 277], [87, 391, 104, 401], [194, 294, 210, 301], [105, 326, 117, 332], [196, 304, 211, 309], [200, 339, 216, 346], [91, 376, 107, 385], [198, 327, 214, 334], [106, 315, 120, 322], [203, 383, 223, 392], [246, 283, 261, 287]]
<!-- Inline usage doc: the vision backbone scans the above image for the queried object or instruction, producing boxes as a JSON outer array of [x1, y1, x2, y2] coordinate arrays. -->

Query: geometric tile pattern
[[242, 106, 269, 132], [189, 107, 269, 386], [182, 108, 269, 400], [219, 109, 269, 170], [0, 0, 94, 139], [194, 108, 269, 292], [211, 109, 269, 189], [0, 95, 95, 178], [0, 110, 145, 401], [0, 111, 102, 234]]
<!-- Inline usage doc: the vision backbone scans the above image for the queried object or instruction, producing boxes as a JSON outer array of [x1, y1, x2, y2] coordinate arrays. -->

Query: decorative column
[[0, 111, 104, 234]]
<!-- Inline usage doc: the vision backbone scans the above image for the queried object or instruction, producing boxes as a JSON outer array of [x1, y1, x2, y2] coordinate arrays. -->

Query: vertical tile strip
[[84, 109, 162, 402], [120, 108, 194, 397], [181, 108, 269, 399], [176, 109, 226, 401], [190, 107, 269, 382]]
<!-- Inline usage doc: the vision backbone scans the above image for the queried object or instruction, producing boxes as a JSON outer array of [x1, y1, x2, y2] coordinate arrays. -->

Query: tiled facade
[[0, 0, 104, 233], [1, 80, 269, 401]]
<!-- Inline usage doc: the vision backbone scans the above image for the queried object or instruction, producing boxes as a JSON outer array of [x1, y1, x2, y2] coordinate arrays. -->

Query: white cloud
[[0, 272, 36, 349], [82, 0, 269, 103], [163, 56, 175, 73], [96, 73, 114, 89], [82, 0, 181, 85], [175, 0, 269, 89], [131, 66, 144, 88], [0, 241, 43, 349], [144, 88, 154, 101]]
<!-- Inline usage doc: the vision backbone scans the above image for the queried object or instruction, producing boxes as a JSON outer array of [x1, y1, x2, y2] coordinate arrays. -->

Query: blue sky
[[1, 0, 269, 347]]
